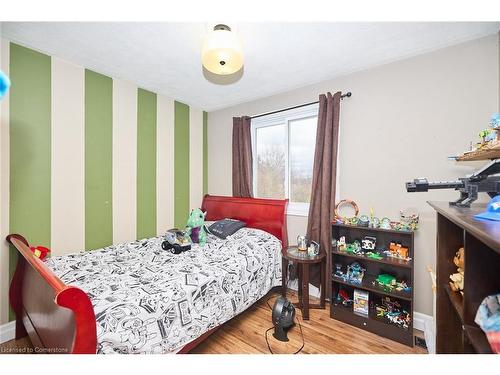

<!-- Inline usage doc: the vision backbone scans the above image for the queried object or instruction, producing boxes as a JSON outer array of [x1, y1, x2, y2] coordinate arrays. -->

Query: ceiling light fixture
[[202, 24, 243, 75]]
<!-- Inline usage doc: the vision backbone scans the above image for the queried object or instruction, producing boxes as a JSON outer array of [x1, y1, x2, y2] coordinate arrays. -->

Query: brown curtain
[[232, 116, 253, 197], [307, 92, 341, 295]]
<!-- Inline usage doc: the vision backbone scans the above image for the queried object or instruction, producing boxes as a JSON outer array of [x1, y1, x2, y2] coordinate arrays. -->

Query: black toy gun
[[406, 159, 500, 207]]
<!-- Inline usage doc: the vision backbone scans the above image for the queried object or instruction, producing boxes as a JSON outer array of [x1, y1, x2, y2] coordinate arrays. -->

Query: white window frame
[[251, 103, 319, 216]]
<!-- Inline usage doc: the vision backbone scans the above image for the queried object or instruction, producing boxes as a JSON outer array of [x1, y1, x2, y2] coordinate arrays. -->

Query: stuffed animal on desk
[[449, 247, 465, 295], [186, 208, 207, 246]]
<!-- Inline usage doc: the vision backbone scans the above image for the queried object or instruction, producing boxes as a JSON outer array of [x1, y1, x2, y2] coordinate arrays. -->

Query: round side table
[[282, 246, 326, 320]]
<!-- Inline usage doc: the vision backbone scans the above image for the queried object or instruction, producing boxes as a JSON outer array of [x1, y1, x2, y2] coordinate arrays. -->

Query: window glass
[[251, 104, 319, 214], [255, 124, 286, 199], [289, 116, 316, 203]]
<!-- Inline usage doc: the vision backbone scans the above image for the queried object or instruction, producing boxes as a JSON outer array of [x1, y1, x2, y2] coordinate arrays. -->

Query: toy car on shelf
[[162, 228, 192, 254]]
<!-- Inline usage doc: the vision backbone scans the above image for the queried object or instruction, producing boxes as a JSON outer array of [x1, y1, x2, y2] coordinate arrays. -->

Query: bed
[[7, 195, 288, 354]]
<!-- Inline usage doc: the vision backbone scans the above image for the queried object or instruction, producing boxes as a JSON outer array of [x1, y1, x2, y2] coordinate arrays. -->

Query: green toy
[[375, 274, 396, 288], [186, 208, 207, 246], [346, 240, 362, 254], [366, 252, 383, 260]]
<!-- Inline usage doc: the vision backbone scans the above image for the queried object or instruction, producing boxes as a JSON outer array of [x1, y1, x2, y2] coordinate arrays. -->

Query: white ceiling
[[1, 22, 499, 111]]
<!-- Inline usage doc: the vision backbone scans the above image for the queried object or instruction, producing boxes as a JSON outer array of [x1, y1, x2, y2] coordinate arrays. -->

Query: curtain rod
[[250, 92, 352, 120]]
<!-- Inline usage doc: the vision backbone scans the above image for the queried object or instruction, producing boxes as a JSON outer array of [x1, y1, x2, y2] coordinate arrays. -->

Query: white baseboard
[[286, 279, 321, 298], [0, 321, 15, 344], [413, 311, 433, 332], [414, 312, 436, 354]]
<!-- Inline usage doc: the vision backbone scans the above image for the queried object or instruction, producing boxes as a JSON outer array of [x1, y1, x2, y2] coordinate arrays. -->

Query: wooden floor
[[0, 291, 426, 354], [192, 292, 426, 354]]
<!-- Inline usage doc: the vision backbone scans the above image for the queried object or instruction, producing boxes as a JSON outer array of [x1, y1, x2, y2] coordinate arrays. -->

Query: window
[[251, 104, 318, 215]]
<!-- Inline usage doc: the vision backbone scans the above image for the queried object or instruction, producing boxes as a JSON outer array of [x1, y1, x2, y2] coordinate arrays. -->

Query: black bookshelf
[[330, 223, 415, 347]]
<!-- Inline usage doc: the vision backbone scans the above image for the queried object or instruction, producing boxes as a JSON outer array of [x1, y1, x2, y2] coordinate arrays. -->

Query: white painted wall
[[207, 35, 500, 316], [156, 95, 175, 235], [51, 57, 85, 255], [112, 79, 138, 244], [189, 108, 204, 210]]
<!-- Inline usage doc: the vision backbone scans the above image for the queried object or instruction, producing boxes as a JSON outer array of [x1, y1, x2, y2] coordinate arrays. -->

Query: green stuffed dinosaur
[[186, 208, 207, 246]]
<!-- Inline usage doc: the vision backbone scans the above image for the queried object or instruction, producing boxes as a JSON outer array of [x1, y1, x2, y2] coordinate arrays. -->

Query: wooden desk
[[429, 201, 500, 354]]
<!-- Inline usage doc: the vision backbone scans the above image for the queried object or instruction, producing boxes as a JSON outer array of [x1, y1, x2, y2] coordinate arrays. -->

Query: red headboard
[[201, 194, 288, 251]]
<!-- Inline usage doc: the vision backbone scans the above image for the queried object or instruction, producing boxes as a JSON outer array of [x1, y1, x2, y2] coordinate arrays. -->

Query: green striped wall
[[174, 101, 190, 228], [85, 70, 113, 250], [137, 89, 157, 239], [203, 111, 208, 195], [2, 41, 208, 322], [9, 43, 52, 319]]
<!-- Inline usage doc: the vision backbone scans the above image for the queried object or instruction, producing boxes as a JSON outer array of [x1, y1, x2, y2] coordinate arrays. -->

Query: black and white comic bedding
[[45, 228, 282, 354]]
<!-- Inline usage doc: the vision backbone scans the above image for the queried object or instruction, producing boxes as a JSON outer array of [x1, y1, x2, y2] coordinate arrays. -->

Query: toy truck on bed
[[161, 229, 192, 254]]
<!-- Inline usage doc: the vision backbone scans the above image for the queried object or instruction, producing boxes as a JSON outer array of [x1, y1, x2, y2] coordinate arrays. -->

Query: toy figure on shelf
[[380, 217, 392, 229], [357, 215, 369, 227], [449, 247, 465, 295], [366, 251, 383, 260], [334, 201, 418, 231], [490, 112, 500, 128], [346, 262, 366, 284], [369, 217, 380, 228], [368, 208, 380, 228], [450, 113, 500, 161], [396, 281, 412, 293], [375, 297, 411, 329], [374, 273, 411, 293], [477, 113, 500, 148], [386, 309, 411, 329], [334, 289, 353, 307], [399, 210, 419, 231], [346, 240, 363, 255], [375, 274, 396, 289], [348, 217, 359, 226], [375, 296, 399, 317], [337, 236, 347, 251], [361, 236, 376, 251], [334, 263, 344, 278], [385, 241, 410, 261]]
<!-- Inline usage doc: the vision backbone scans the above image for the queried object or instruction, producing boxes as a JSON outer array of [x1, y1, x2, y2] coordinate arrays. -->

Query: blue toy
[[345, 262, 365, 284], [483, 113, 500, 143], [475, 294, 500, 353], [0, 70, 10, 100], [475, 195, 500, 222], [490, 113, 500, 128]]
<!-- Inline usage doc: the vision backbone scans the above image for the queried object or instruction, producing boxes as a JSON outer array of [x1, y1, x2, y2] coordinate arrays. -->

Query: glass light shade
[[202, 26, 243, 75]]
